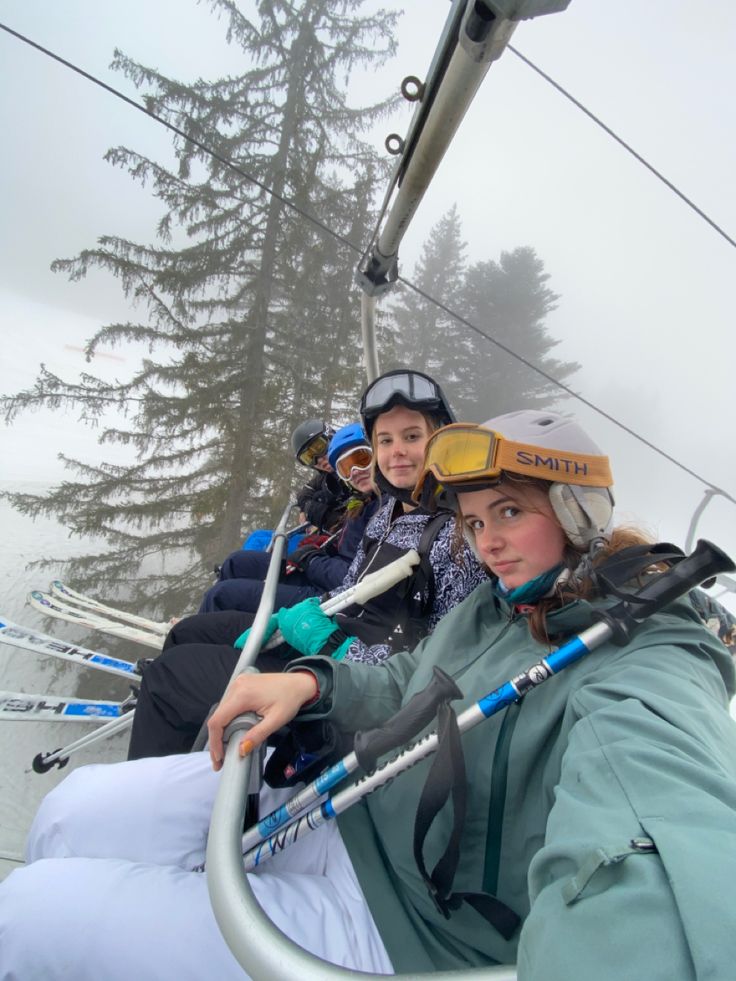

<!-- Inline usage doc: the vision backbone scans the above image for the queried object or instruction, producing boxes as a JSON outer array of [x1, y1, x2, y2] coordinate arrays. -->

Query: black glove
[[287, 543, 325, 572], [303, 494, 332, 529]]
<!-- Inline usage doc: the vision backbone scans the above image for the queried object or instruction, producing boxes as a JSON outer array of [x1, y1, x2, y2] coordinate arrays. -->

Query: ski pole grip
[[353, 667, 462, 773], [630, 539, 733, 618], [347, 549, 421, 608], [599, 539, 735, 644]]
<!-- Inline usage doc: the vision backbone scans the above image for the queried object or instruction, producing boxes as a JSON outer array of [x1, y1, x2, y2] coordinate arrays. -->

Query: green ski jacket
[[291, 581, 736, 979]]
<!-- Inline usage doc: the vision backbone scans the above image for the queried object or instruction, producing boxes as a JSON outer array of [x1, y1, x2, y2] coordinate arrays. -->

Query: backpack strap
[[413, 510, 454, 618]]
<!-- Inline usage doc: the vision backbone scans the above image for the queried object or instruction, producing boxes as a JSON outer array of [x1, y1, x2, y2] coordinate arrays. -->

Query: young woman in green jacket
[[2, 409, 734, 981]]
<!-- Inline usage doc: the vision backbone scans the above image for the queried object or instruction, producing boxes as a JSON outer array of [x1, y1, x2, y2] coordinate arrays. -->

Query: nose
[[474, 522, 503, 558]]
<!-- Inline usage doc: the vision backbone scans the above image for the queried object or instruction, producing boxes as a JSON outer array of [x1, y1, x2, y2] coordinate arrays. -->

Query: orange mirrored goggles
[[297, 434, 330, 468], [335, 445, 373, 480], [413, 423, 613, 506]]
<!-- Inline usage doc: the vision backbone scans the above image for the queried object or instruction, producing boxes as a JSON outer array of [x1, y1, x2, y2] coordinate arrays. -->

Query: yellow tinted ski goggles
[[297, 434, 330, 468], [334, 445, 373, 480], [413, 423, 613, 505]]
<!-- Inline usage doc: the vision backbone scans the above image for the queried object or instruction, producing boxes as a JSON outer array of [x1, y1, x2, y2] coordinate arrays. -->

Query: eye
[[466, 518, 484, 532], [499, 505, 521, 520]]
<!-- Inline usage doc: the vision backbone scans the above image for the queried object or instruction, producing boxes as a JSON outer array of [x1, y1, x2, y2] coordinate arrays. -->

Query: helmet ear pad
[[549, 484, 615, 549]]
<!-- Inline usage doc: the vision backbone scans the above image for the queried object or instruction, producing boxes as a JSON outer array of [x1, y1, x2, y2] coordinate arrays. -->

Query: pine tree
[[458, 246, 579, 421], [387, 207, 578, 422], [1, 0, 399, 615], [390, 204, 471, 386]]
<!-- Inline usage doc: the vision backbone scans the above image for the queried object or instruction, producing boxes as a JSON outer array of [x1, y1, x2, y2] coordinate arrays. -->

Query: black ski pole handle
[[353, 666, 462, 773], [598, 539, 735, 645]]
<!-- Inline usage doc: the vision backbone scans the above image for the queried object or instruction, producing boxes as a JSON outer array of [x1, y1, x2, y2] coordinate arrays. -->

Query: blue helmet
[[328, 423, 370, 472]]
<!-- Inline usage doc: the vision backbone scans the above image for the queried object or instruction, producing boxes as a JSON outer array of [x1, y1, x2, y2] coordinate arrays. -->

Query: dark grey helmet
[[291, 419, 336, 468]]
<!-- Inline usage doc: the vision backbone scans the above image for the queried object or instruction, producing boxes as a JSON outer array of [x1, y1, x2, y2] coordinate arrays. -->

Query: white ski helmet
[[414, 409, 615, 549], [483, 410, 615, 548]]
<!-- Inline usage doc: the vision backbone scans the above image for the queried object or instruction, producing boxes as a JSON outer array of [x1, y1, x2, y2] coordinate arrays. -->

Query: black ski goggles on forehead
[[297, 433, 329, 467], [361, 371, 442, 419]]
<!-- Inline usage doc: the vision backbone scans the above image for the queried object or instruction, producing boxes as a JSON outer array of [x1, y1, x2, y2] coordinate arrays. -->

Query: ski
[[0, 617, 142, 679], [0, 690, 129, 723], [49, 580, 170, 635], [28, 591, 164, 651]]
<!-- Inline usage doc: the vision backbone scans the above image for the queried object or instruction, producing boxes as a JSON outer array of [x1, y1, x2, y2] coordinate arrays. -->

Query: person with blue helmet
[[200, 418, 351, 614]]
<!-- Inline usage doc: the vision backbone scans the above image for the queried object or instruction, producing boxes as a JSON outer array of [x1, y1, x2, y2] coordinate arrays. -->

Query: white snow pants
[[0, 752, 393, 981]]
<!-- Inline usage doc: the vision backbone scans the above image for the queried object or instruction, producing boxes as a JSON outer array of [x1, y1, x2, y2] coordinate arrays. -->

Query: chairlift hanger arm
[[356, 0, 572, 299]]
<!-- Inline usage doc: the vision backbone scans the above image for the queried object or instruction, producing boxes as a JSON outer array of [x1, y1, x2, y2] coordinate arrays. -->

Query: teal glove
[[276, 597, 355, 659], [233, 615, 278, 651]]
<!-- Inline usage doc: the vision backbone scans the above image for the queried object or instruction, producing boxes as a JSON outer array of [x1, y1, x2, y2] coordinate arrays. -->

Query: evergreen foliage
[[2, 6, 577, 621], [389, 207, 579, 422], [1, 0, 398, 615]]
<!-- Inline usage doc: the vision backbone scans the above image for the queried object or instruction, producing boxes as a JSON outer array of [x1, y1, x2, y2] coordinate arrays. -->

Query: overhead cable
[[509, 45, 736, 251]]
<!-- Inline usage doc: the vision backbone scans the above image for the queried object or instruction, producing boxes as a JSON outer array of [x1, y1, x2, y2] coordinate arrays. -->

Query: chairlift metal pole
[[357, 0, 571, 383], [207, 741, 518, 981]]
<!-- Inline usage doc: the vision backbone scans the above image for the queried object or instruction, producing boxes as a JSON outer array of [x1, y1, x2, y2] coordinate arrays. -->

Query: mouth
[[492, 560, 518, 575]]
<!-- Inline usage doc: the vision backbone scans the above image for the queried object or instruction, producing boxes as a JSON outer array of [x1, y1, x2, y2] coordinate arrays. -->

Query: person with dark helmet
[[291, 418, 350, 533], [123, 370, 487, 758]]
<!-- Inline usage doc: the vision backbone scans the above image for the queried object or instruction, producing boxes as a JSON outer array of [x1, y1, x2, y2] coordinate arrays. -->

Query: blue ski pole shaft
[[241, 539, 734, 870]]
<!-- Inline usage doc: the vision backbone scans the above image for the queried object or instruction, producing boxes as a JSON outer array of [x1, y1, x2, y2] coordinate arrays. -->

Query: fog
[[0, 0, 734, 616]]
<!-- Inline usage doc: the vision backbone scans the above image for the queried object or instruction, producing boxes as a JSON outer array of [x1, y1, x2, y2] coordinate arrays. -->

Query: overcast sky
[[1, 0, 734, 607]]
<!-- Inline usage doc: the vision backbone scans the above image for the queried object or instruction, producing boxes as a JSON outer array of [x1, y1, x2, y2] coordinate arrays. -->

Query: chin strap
[[373, 468, 417, 505]]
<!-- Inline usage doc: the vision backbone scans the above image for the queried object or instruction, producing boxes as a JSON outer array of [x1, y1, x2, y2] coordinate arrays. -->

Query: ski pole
[[218, 539, 733, 871], [240, 665, 461, 852], [31, 700, 137, 774], [261, 548, 421, 651]]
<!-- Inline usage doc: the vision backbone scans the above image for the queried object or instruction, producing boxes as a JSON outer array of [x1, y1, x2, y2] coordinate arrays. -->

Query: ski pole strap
[[590, 542, 685, 602], [353, 667, 462, 772], [411, 699, 521, 940], [597, 539, 734, 645]]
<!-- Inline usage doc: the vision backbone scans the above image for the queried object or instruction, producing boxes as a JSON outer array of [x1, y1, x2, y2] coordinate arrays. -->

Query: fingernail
[[240, 738, 254, 757]]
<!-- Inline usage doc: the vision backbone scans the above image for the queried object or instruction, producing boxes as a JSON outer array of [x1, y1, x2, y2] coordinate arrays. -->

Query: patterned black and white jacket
[[327, 497, 488, 665]]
